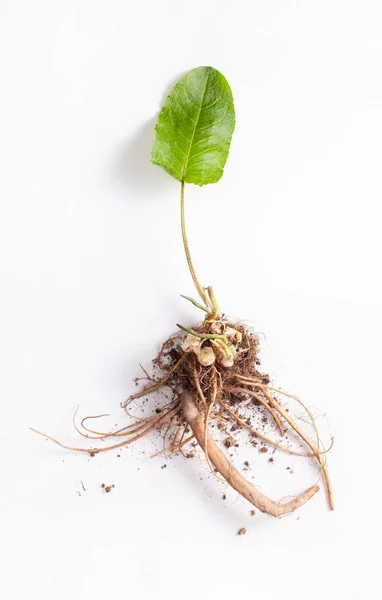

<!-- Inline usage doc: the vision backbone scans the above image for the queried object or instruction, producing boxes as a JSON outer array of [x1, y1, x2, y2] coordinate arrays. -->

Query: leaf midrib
[[181, 69, 210, 181]]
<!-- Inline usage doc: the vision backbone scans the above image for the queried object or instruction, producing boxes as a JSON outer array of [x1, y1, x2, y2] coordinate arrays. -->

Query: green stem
[[177, 324, 231, 358], [211, 338, 232, 359], [176, 323, 226, 341], [180, 181, 208, 306], [205, 286, 220, 322], [180, 295, 209, 313]]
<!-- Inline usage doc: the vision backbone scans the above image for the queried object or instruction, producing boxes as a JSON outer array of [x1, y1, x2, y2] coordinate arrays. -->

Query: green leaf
[[180, 295, 208, 313], [151, 66, 235, 186]]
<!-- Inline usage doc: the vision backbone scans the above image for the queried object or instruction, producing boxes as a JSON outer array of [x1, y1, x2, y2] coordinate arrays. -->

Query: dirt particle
[[224, 436, 235, 448], [237, 528, 246, 536], [161, 464, 167, 469], [268, 457, 274, 463], [89, 452, 96, 457], [259, 446, 268, 453], [222, 494, 226, 500], [101, 483, 115, 493], [250, 510, 255, 516]]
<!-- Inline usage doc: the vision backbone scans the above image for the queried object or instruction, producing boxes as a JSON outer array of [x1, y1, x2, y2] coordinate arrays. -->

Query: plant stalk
[[180, 181, 208, 307]]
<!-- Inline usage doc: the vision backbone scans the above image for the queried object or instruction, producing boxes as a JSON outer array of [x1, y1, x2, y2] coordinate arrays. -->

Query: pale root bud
[[214, 343, 237, 368], [210, 322, 242, 345], [181, 334, 215, 366], [210, 321, 225, 335], [181, 334, 201, 354], [224, 327, 242, 344], [197, 345, 216, 367]]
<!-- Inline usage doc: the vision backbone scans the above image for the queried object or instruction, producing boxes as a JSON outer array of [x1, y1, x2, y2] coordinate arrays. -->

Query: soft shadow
[[114, 118, 169, 197], [113, 70, 186, 197]]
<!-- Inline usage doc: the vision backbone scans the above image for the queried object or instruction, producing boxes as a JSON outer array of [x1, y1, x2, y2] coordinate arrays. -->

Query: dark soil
[[126, 319, 283, 465], [151, 321, 269, 397]]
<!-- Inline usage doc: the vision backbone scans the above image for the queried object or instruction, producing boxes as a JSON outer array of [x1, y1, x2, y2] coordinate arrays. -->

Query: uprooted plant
[[32, 66, 334, 517]]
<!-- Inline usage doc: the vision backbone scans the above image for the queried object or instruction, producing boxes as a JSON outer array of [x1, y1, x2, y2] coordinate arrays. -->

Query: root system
[[32, 318, 334, 517]]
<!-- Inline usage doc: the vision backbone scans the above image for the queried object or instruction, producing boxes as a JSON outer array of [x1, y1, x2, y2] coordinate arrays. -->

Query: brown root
[[218, 399, 334, 458], [267, 394, 334, 510], [32, 317, 333, 516], [31, 400, 181, 455], [238, 376, 334, 510], [203, 369, 218, 471], [127, 355, 186, 403], [182, 391, 319, 516], [238, 376, 321, 450], [193, 366, 207, 410], [226, 386, 284, 436]]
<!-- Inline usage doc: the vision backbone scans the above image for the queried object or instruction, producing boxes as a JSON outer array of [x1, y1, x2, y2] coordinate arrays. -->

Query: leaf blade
[[151, 66, 235, 186]]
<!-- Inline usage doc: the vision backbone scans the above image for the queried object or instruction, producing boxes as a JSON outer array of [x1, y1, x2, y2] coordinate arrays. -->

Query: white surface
[[1, 1, 381, 598]]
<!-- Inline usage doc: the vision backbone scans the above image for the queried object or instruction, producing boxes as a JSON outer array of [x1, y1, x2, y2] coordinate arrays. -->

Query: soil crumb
[[237, 528, 247, 536], [101, 483, 115, 493]]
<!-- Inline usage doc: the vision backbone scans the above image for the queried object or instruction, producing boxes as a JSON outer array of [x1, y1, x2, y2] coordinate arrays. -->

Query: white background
[[1, 1, 381, 598]]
